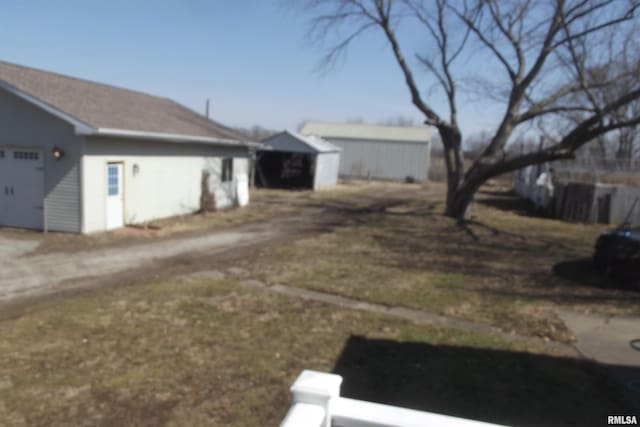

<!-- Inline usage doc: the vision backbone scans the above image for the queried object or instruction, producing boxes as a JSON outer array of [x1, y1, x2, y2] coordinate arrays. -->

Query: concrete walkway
[[270, 283, 578, 353], [557, 309, 640, 411], [239, 271, 640, 410], [182, 269, 578, 355], [557, 310, 640, 367]]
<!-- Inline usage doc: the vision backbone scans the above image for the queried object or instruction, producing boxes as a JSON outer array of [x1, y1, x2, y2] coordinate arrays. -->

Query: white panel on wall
[[236, 173, 249, 207]]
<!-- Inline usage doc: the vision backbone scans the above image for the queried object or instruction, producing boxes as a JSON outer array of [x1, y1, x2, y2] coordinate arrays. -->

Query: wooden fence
[[514, 165, 640, 226]]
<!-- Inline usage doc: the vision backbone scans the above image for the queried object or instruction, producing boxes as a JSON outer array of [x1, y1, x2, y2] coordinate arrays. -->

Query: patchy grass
[[1, 181, 638, 425], [0, 275, 632, 427], [247, 182, 640, 342]]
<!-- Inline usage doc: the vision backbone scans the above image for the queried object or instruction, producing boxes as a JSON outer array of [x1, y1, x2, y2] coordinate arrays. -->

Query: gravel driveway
[[0, 228, 276, 303], [0, 184, 418, 307]]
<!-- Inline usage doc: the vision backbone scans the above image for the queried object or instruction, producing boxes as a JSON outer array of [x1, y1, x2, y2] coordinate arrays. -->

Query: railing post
[[281, 370, 343, 427]]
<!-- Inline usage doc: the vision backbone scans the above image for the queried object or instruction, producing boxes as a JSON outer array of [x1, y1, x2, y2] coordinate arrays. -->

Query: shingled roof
[[0, 61, 248, 144]]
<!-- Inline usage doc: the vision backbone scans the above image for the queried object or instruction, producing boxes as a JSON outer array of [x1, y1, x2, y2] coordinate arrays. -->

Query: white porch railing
[[280, 370, 508, 427]]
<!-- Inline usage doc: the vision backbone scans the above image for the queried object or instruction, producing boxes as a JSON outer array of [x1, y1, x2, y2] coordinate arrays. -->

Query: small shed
[[256, 131, 341, 190]]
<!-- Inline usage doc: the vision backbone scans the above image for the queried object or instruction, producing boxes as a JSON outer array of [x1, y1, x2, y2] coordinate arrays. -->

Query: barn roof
[[300, 121, 431, 143], [263, 131, 341, 154], [0, 60, 251, 146]]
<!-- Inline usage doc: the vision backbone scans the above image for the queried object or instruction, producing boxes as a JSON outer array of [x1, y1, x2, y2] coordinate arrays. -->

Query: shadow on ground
[[477, 189, 548, 218], [554, 258, 640, 293], [553, 258, 610, 288], [332, 335, 637, 427]]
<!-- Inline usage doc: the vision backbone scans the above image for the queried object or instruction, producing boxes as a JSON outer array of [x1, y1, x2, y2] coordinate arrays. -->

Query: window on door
[[221, 158, 233, 182], [13, 151, 39, 160], [108, 165, 119, 196]]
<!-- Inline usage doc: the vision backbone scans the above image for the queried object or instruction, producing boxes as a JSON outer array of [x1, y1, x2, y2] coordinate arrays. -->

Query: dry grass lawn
[[0, 276, 632, 427], [0, 180, 638, 426], [245, 181, 640, 342]]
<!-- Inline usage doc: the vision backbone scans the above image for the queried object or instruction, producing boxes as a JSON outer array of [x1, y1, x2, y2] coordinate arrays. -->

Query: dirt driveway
[[0, 183, 417, 307], [1, 230, 269, 302], [0, 213, 319, 304]]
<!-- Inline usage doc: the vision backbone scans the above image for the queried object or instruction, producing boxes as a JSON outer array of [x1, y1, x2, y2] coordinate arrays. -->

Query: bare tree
[[464, 131, 491, 160], [612, 98, 640, 162], [304, 0, 640, 219]]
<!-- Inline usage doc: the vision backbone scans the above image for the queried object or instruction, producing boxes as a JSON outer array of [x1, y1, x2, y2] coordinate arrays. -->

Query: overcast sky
[[0, 0, 500, 136]]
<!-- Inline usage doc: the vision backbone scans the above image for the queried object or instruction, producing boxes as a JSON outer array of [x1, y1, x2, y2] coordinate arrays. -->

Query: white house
[[301, 121, 432, 182], [258, 131, 341, 190], [0, 61, 256, 234]]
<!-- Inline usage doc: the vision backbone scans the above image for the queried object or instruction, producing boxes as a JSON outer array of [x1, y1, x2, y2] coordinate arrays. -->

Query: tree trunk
[[444, 186, 474, 219], [444, 176, 486, 220], [438, 125, 470, 220]]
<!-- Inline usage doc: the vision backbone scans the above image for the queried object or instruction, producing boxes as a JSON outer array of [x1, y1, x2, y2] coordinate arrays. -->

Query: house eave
[[81, 127, 262, 149], [0, 80, 95, 134]]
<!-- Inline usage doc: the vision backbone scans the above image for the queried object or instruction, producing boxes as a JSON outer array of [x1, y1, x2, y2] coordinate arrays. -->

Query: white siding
[[207, 157, 249, 210], [314, 152, 340, 190], [82, 137, 249, 233], [327, 137, 430, 182]]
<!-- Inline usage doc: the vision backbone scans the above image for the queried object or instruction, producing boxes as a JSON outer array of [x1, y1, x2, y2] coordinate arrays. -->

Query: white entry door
[[0, 147, 44, 230], [106, 163, 124, 230]]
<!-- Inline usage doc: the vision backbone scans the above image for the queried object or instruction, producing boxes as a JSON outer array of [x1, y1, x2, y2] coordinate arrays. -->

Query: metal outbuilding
[[300, 121, 431, 182], [257, 131, 341, 190]]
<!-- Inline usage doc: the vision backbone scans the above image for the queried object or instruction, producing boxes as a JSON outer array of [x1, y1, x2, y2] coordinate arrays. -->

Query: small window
[[108, 165, 119, 196], [13, 151, 39, 160], [221, 158, 233, 182]]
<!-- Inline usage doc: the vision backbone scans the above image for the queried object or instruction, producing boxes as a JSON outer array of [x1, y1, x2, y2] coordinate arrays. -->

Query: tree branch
[[453, 5, 518, 81], [373, 1, 445, 126]]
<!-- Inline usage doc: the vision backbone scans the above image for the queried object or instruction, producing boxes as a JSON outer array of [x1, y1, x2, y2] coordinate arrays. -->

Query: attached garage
[[0, 147, 44, 230], [0, 60, 256, 233], [256, 131, 341, 190]]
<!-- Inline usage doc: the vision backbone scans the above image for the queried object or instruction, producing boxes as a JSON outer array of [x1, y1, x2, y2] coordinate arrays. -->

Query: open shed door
[[0, 147, 44, 230]]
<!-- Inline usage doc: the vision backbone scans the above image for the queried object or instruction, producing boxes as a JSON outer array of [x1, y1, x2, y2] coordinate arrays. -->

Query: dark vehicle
[[593, 226, 640, 289], [594, 197, 640, 290]]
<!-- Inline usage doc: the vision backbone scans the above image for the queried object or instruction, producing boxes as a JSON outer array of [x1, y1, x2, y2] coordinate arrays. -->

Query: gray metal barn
[[300, 122, 431, 182], [257, 131, 341, 190]]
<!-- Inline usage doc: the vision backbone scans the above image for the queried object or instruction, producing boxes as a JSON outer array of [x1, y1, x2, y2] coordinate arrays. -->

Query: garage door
[[0, 147, 44, 230]]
